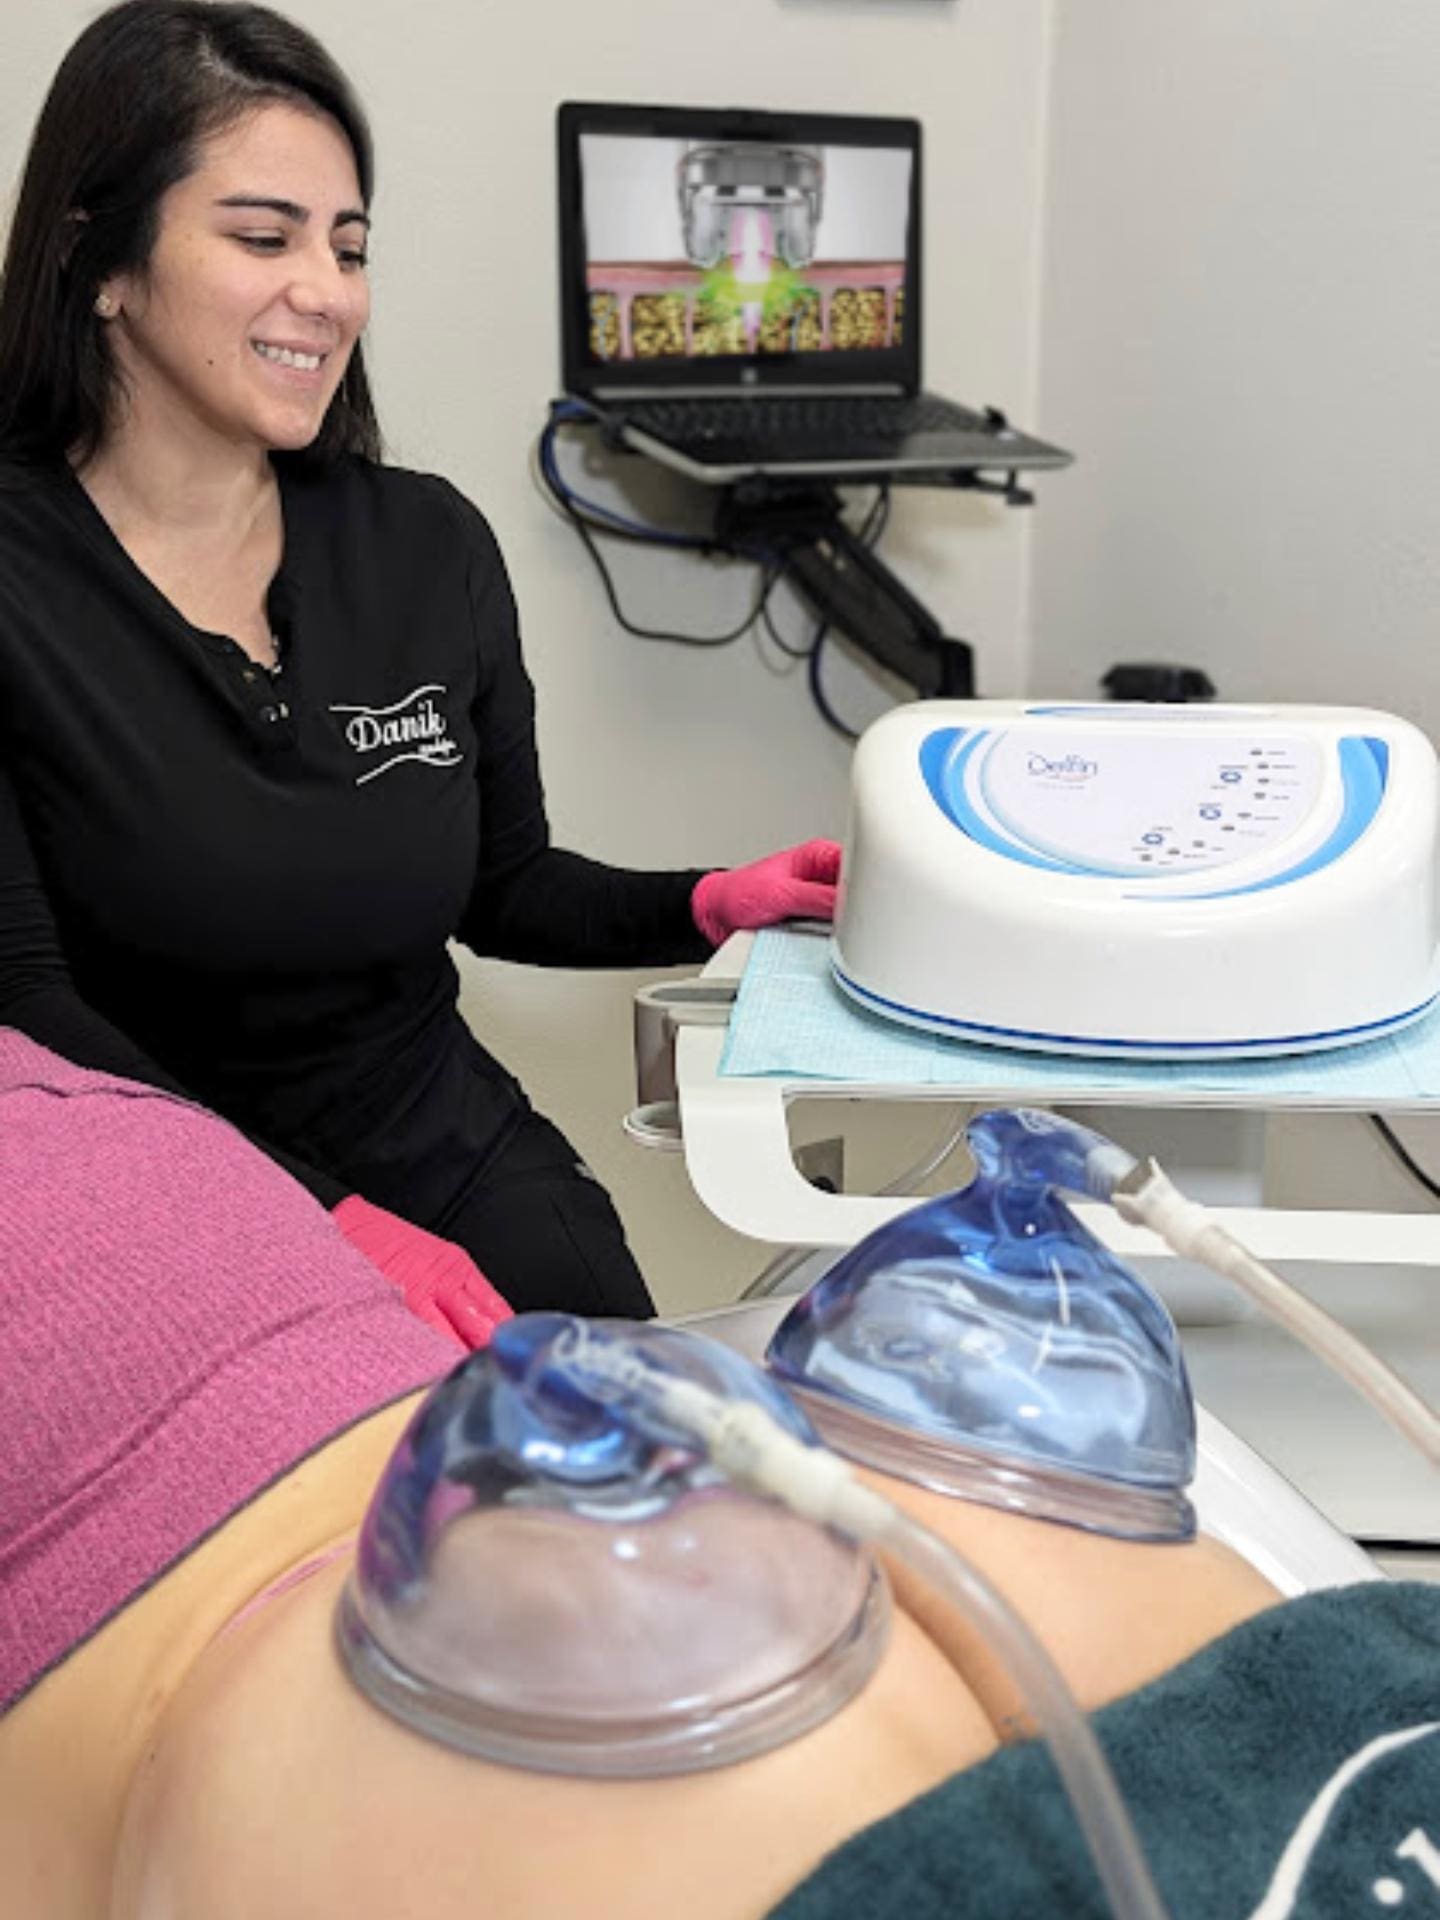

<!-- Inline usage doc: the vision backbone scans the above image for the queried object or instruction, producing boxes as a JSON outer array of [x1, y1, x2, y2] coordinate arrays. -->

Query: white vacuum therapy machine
[[832, 701, 1440, 1058]]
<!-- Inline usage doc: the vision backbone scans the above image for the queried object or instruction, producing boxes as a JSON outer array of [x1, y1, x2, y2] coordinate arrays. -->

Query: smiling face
[[98, 100, 371, 458]]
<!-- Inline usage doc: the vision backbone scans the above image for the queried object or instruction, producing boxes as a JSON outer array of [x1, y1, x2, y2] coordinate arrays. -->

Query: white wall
[[1033, 1, 1440, 730], [1032, 0, 1440, 1204], [2, 0, 1054, 1312]]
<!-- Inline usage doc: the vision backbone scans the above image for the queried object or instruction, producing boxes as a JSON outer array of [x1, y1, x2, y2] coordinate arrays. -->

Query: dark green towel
[[769, 1582, 1440, 1919]]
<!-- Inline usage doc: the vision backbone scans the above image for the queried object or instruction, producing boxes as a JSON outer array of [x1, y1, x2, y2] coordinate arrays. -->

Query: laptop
[[556, 101, 1072, 485]]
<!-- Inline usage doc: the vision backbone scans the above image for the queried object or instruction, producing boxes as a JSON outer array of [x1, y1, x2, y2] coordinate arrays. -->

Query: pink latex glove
[[333, 1195, 513, 1351], [691, 838, 842, 947]]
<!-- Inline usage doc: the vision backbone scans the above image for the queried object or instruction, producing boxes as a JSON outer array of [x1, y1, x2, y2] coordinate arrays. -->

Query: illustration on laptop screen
[[578, 133, 912, 364]]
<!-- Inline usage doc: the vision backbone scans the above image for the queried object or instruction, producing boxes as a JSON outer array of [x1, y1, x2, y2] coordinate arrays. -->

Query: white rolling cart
[[640, 934, 1440, 1553]]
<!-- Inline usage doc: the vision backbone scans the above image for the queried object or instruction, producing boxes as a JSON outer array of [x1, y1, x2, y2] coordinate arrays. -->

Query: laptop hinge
[[589, 381, 907, 402]]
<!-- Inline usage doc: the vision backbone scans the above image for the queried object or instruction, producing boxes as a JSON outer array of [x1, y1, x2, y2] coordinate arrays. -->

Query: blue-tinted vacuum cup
[[767, 1110, 1197, 1542], [337, 1315, 889, 1776]]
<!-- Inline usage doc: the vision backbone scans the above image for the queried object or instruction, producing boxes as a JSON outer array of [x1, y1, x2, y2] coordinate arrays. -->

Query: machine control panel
[[917, 719, 1390, 897], [977, 730, 1328, 878]]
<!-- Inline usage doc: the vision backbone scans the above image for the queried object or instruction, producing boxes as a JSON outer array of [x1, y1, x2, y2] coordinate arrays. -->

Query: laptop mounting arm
[[716, 479, 977, 698]]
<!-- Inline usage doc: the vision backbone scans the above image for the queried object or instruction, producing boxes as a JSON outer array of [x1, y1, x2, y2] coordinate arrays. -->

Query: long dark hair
[[0, 0, 382, 468]]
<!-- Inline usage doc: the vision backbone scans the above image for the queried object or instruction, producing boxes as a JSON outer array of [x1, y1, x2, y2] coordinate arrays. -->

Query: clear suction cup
[[337, 1315, 888, 1776], [766, 1111, 1198, 1543]]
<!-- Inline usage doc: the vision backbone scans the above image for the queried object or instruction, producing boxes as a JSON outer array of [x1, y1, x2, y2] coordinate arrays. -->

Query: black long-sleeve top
[[0, 455, 709, 1215]]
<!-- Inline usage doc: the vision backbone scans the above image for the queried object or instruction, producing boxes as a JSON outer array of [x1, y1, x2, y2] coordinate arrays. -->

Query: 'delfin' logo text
[[1027, 752, 1098, 782]]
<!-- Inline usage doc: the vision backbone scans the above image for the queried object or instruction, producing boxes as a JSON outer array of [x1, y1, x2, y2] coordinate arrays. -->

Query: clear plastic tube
[[1112, 1159, 1440, 1468], [740, 1109, 972, 1302], [958, 1111, 1440, 1472], [876, 1107, 972, 1195], [879, 1508, 1168, 1920], [740, 1242, 819, 1302], [552, 1327, 1170, 1920]]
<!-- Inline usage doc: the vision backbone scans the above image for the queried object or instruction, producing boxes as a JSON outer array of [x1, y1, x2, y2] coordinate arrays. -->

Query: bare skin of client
[[0, 1397, 1278, 1920]]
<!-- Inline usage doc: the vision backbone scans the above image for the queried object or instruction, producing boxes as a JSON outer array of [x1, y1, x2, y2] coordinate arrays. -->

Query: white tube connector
[[547, 1328, 1168, 1920], [573, 1351, 896, 1539], [680, 1393, 898, 1539]]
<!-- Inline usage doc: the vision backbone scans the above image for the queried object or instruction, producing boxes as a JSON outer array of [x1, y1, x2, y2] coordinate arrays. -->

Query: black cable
[[799, 483, 892, 739], [806, 628, 859, 741], [758, 483, 893, 671], [542, 409, 896, 710], [540, 410, 790, 646], [759, 593, 814, 660], [1370, 1113, 1440, 1204], [565, 500, 781, 645], [860, 483, 892, 546], [538, 412, 729, 553]]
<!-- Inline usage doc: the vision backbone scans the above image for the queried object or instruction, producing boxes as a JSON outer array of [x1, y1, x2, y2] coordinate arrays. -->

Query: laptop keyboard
[[618, 393, 999, 463]]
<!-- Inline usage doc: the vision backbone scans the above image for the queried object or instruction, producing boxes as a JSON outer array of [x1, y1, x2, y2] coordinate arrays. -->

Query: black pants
[[431, 1109, 656, 1321]]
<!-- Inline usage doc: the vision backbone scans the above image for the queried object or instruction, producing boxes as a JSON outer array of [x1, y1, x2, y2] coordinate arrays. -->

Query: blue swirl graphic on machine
[[829, 701, 1440, 1059]]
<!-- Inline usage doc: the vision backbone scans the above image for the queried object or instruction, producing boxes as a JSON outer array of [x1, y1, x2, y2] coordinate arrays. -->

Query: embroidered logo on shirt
[[329, 683, 463, 786]]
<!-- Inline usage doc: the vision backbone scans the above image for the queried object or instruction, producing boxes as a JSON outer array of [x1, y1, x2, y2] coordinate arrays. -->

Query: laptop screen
[[558, 103, 921, 396]]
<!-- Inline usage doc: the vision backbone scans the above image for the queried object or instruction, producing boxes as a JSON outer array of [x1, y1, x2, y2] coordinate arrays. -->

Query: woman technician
[[0, 0, 839, 1326]]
